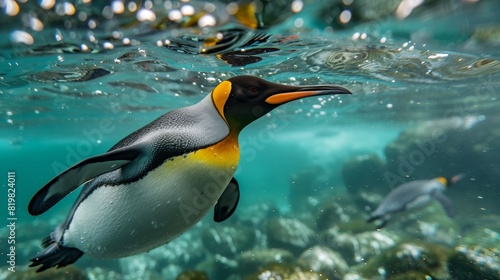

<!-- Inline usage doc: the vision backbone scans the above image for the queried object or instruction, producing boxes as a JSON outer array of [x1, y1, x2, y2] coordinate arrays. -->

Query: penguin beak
[[265, 84, 352, 105], [450, 173, 466, 184]]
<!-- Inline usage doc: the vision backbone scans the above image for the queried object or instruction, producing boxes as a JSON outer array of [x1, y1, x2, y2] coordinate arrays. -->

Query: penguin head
[[210, 75, 351, 131]]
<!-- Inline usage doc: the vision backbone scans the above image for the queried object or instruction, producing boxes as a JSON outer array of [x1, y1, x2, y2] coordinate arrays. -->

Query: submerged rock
[[335, 219, 377, 235], [297, 246, 349, 280], [353, 191, 385, 216], [175, 270, 209, 280], [345, 270, 439, 280], [313, 198, 373, 233], [244, 263, 328, 280], [5, 266, 87, 280], [341, 154, 390, 216], [119, 232, 205, 278], [267, 217, 315, 255], [208, 254, 239, 280], [356, 241, 451, 279], [238, 248, 294, 277], [460, 215, 500, 249], [315, 201, 354, 232], [321, 230, 399, 264], [448, 245, 500, 280], [289, 165, 332, 213], [401, 204, 460, 247], [86, 267, 122, 280], [201, 224, 257, 257], [238, 202, 280, 228], [341, 154, 387, 197]]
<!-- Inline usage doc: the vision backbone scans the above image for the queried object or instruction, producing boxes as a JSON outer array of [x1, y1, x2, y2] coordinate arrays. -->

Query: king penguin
[[367, 175, 464, 229], [28, 75, 351, 272]]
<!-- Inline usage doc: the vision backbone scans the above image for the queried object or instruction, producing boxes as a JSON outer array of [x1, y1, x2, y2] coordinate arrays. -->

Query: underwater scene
[[1, 0, 500, 279]]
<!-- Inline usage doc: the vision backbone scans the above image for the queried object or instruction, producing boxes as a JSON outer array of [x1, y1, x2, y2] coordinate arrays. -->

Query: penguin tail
[[375, 219, 388, 229], [29, 237, 83, 272]]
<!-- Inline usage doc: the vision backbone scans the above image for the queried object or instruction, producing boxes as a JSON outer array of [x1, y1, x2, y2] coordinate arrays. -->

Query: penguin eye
[[246, 86, 261, 96]]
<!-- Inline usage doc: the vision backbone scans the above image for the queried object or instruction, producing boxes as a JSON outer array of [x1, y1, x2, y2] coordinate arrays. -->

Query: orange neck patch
[[188, 132, 240, 169]]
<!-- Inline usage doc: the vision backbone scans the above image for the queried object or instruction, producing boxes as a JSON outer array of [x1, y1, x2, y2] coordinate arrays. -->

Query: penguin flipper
[[28, 146, 142, 216], [214, 178, 240, 223], [432, 191, 457, 218]]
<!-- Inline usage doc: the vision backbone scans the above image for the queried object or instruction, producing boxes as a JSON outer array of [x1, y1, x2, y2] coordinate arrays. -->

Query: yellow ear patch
[[436, 177, 447, 186], [211, 81, 232, 121]]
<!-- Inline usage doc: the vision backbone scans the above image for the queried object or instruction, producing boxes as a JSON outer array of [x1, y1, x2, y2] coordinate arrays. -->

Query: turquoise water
[[1, 0, 500, 279]]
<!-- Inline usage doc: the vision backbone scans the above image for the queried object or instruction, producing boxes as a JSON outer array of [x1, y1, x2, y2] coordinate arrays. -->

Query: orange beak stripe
[[265, 91, 320, 105]]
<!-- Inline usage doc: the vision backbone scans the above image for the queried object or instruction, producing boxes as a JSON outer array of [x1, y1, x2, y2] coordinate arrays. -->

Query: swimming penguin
[[28, 75, 351, 272], [366, 175, 464, 229]]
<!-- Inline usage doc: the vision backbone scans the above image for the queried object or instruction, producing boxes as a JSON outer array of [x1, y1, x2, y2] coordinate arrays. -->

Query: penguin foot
[[366, 216, 388, 229], [29, 242, 84, 272]]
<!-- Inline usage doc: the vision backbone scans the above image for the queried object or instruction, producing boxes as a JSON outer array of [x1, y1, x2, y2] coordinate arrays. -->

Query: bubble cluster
[[3, 0, 321, 49]]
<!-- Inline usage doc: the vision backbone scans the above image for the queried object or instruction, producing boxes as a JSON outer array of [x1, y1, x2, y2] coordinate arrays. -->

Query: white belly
[[62, 153, 236, 258]]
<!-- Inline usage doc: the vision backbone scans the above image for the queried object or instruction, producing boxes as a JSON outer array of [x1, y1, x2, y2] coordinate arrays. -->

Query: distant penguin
[[367, 175, 464, 228], [28, 75, 351, 272]]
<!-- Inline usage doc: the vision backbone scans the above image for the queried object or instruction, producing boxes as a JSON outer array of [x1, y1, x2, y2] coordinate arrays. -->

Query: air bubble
[[137, 8, 156, 22], [103, 42, 114, 49], [151, 221, 159, 229]]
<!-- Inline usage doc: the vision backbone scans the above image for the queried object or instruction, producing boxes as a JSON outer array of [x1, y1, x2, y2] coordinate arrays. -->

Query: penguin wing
[[28, 146, 142, 216], [432, 191, 457, 218], [214, 178, 240, 222]]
